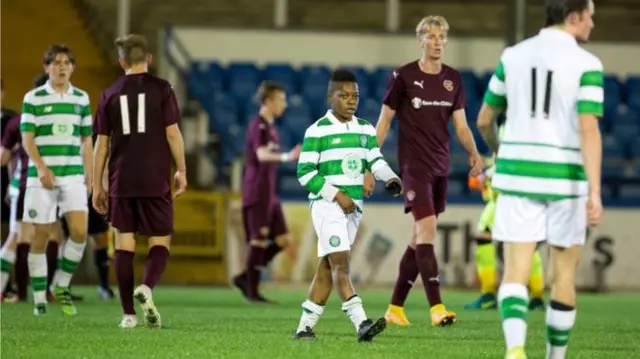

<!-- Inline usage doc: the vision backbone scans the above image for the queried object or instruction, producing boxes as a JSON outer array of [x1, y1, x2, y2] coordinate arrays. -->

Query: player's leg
[[46, 219, 63, 299], [413, 176, 456, 326], [110, 197, 138, 328], [465, 201, 498, 310], [52, 183, 90, 315], [293, 256, 332, 339], [385, 232, 417, 325], [494, 195, 546, 359], [11, 191, 31, 302], [133, 196, 173, 328], [87, 202, 114, 299], [1, 195, 21, 300], [385, 176, 422, 325], [236, 204, 270, 302], [258, 201, 290, 303], [24, 187, 57, 315], [92, 231, 115, 299], [544, 198, 587, 359], [528, 246, 545, 310]]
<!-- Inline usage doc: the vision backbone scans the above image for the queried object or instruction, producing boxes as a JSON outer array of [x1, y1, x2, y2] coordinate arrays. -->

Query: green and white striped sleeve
[[296, 126, 339, 200], [577, 62, 604, 117], [20, 92, 37, 134], [79, 95, 93, 136], [364, 125, 397, 182], [483, 60, 507, 109]]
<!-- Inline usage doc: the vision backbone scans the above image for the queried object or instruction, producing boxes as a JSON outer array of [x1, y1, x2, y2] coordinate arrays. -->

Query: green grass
[[1, 286, 638, 358]]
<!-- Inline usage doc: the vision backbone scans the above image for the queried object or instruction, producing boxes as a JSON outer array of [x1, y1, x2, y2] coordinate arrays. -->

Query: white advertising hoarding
[[227, 201, 638, 290]]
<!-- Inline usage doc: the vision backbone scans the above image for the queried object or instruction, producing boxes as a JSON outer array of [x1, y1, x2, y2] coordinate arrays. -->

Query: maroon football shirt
[[94, 73, 180, 198], [1, 115, 28, 191], [383, 61, 466, 176], [242, 116, 280, 207]]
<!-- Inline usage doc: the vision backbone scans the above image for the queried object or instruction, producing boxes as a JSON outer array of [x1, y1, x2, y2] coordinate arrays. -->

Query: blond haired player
[[477, 0, 603, 358], [372, 15, 483, 327]]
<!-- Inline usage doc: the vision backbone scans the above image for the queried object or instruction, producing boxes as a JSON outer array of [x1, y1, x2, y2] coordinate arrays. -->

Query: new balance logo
[[414, 81, 424, 89], [44, 106, 53, 113], [331, 138, 341, 144]]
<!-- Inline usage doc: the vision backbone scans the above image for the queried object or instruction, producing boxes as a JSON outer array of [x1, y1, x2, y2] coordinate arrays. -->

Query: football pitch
[[1, 286, 638, 358]]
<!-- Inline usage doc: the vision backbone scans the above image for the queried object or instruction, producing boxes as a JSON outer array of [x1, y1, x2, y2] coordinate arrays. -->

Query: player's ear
[[118, 58, 127, 71], [147, 54, 153, 66]]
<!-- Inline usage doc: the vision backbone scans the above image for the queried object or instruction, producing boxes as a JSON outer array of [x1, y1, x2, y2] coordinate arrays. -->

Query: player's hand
[[173, 170, 187, 198], [587, 194, 603, 227], [468, 153, 484, 177], [335, 191, 357, 215], [364, 172, 375, 198], [385, 177, 403, 197], [288, 144, 301, 161], [37, 166, 55, 189], [3, 193, 9, 205], [92, 189, 108, 215]]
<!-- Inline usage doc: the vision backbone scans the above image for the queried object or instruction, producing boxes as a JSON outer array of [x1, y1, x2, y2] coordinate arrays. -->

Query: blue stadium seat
[[601, 183, 613, 199], [604, 75, 622, 111], [612, 123, 640, 147], [627, 93, 640, 112], [276, 124, 294, 150], [460, 70, 480, 103], [206, 62, 226, 92], [629, 139, 640, 160], [602, 165, 625, 179], [227, 62, 260, 103], [340, 66, 371, 100], [262, 63, 298, 94], [372, 67, 394, 100], [279, 175, 307, 197], [210, 109, 238, 133], [447, 180, 465, 196], [603, 139, 625, 159], [619, 184, 640, 199], [625, 76, 640, 98], [479, 71, 493, 94], [616, 109, 640, 125], [228, 125, 246, 156], [285, 95, 312, 119], [242, 98, 260, 125], [300, 65, 331, 118], [281, 115, 309, 144], [450, 138, 467, 155], [357, 98, 381, 123]]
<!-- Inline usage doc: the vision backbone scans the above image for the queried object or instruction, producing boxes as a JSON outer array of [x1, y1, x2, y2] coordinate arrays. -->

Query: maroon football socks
[[415, 244, 443, 307], [45, 241, 58, 289], [263, 243, 284, 267], [15, 243, 30, 300], [142, 245, 169, 289], [246, 245, 265, 299], [114, 250, 135, 315], [390, 246, 420, 306]]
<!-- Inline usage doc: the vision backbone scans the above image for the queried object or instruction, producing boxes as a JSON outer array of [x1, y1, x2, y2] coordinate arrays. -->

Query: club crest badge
[[443, 80, 454, 92]]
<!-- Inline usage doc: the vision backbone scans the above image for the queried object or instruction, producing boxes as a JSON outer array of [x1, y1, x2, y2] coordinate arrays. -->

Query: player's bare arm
[[375, 105, 396, 147], [452, 109, 483, 176], [92, 134, 110, 214], [0, 147, 11, 166], [256, 143, 300, 163], [579, 113, 603, 226], [81, 135, 93, 195], [166, 123, 188, 197], [476, 103, 502, 154], [22, 131, 54, 189]]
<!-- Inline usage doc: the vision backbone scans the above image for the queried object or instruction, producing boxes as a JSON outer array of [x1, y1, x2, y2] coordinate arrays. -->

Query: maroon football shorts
[[109, 195, 173, 236], [242, 201, 288, 241], [402, 173, 448, 220]]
